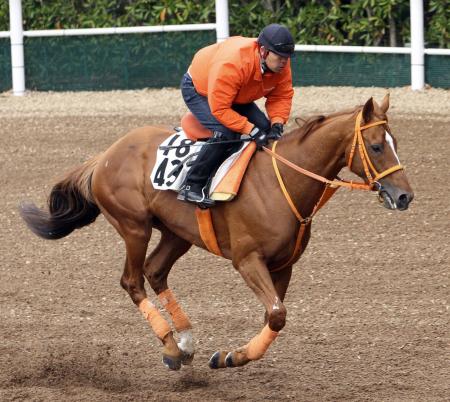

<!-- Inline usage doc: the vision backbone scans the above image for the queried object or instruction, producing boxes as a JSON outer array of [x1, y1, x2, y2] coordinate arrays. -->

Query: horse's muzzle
[[377, 184, 414, 211]]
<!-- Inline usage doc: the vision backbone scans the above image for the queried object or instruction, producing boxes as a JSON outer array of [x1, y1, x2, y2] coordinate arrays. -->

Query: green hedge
[[0, 0, 448, 48], [0, 1, 448, 91]]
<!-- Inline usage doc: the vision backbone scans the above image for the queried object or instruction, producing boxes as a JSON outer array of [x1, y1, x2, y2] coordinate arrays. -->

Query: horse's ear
[[362, 97, 374, 123], [380, 93, 390, 113]]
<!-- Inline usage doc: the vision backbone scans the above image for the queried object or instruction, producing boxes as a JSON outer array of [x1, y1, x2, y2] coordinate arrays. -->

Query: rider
[[177, 23, 295, 207]]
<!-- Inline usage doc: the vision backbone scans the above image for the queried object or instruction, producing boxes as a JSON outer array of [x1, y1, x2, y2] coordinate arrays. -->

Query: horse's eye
[[371, 144, 383, 154]]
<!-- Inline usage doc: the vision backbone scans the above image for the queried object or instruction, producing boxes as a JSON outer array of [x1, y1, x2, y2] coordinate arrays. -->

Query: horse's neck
[[273, 115, 353, 217], [284, 115, 353, 175]]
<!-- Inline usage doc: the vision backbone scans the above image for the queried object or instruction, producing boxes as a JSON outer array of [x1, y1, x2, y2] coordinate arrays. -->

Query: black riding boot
[[177, 131, 239, 207]]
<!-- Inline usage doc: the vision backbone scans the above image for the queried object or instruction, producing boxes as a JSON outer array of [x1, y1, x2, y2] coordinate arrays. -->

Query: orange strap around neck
[[271, 141, 304, 222], [263, 145, 372, 191], [269, 142, 340, 272]]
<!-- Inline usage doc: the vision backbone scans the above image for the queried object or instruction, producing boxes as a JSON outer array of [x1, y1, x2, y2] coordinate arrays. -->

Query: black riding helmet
[[257, 24, 295, 58]]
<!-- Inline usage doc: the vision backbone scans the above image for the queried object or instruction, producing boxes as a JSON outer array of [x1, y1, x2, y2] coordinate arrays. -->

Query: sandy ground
[[0, 87, 449, 401], [1, 86, 449, 119]]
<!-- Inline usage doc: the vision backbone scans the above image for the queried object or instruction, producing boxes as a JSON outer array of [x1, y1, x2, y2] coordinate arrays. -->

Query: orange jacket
[[188, 36, 294, 135]]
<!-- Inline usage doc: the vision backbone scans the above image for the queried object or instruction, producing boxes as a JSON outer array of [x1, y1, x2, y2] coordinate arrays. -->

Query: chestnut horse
[[20, 95, 413, 370]]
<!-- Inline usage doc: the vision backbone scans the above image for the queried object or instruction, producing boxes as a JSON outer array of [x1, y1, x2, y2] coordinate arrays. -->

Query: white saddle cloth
[[150, 130, 250, 195]]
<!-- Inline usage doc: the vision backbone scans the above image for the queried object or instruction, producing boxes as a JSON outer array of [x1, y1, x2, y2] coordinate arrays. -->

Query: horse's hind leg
[[99, 205, 182, 370], [143, 225, 194, 367], [119, 222, 181, 362], [209, 252, 286, 369]]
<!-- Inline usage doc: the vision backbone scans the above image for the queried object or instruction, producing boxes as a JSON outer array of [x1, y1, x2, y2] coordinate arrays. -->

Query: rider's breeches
[[180, 73, 271, 135]]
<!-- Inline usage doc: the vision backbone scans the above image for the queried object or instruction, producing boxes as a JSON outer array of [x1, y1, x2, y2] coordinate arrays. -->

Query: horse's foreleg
[[264, 265, 293, 325], [144, 227, 194, 368], [209, 252, 286, 369]]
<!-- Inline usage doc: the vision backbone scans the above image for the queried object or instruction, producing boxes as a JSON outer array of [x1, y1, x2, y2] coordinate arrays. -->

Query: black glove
[[249, 126, 268, 150], [268, 123, 283, 140]]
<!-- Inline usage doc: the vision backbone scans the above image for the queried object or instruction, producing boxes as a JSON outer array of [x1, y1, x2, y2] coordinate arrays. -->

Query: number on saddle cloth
[[150, 131, 253, 197], [151, 132, 198, 191]]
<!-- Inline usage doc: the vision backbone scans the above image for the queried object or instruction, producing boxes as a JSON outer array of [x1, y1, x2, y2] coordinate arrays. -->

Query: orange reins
[[263, 110, 404, 191]]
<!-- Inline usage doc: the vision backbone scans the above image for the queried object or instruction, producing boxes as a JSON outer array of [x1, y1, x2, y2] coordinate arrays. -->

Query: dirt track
[[0, 88, 449, 401]]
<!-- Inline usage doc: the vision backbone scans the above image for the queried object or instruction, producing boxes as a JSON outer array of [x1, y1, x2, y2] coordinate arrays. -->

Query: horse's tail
[[19, 155, 102, 240]]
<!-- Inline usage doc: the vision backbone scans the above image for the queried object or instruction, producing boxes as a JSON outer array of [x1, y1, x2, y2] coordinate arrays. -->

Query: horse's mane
[[292, 115, 326, 142], [287, 105, 362, 143]]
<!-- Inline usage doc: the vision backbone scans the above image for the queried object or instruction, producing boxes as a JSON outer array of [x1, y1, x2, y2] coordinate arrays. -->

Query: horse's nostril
[[398, 193, 411, 209]]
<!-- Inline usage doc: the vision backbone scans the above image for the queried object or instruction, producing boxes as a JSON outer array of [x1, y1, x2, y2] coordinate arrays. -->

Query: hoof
[[227, 349, 251, 367], [177, 330, 195, 366], [225, 352, 235, 367], [162, 354, 182, 370], [181, 351, 194, 366], [209, 351, 228, 369]]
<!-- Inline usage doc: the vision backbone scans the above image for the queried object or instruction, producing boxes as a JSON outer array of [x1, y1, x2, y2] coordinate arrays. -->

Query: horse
[[20, 94, 414, 370]]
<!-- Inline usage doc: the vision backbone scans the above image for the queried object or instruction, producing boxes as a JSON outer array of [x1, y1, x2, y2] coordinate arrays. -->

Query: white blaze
[[385, 131, 400, 164]]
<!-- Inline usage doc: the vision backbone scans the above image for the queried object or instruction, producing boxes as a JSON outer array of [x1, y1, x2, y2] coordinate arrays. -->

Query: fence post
[[410, 0, 424, 90], [9, 0, 25, 95], [215, 0, 229, 43]]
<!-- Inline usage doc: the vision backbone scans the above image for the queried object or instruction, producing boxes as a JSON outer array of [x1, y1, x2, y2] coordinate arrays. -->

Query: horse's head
[[345, 94, 414, 210]]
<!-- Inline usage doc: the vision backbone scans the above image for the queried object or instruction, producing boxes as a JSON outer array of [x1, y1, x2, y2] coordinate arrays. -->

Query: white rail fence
[[2, 0, 449, 95]]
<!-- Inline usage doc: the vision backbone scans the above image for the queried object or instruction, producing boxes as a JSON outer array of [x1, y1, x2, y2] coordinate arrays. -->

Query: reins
[[263, 110, 403, 192], [265, 110, 404, 272], [263, 146, 371, 191]]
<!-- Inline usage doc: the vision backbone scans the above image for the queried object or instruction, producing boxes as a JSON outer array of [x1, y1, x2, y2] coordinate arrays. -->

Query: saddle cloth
[[151, 130, 256, 201]]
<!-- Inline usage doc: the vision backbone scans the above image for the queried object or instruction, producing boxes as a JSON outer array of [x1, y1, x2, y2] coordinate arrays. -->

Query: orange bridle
[[347, 111, 404, 186], [263, 110, 404, 191]]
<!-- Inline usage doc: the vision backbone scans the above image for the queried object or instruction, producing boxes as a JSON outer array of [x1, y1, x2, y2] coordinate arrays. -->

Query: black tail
[[19, 156, 101, 240]]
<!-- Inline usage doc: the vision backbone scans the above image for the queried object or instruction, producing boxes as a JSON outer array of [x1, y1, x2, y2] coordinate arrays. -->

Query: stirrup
[[177, 185, 215, 208]]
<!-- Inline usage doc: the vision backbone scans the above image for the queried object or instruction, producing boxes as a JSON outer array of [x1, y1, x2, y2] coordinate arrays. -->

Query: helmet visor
[[272, 42, 295, 56]]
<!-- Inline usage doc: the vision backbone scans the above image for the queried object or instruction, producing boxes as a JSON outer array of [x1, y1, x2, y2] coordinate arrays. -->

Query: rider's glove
[[268, 123, 283, 140], [249, 126, 268, 150]]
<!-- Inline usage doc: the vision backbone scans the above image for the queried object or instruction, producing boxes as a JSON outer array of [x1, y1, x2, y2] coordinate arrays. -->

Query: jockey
[[177, 23, 295, 207]]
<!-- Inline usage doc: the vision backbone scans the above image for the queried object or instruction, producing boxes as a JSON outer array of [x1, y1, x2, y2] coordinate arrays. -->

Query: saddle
[[181, 112, 212, 141], [151, 112, 256, 202]]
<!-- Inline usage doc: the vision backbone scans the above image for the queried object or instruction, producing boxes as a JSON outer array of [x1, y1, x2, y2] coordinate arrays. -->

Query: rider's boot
[[177, 131, 237, 207]]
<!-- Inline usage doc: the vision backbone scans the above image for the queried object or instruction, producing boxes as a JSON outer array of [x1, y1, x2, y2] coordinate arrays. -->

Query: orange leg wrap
[[138, 298, 172, 340], [158, 289, 192, 332], [245, 324, 279, 360]]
